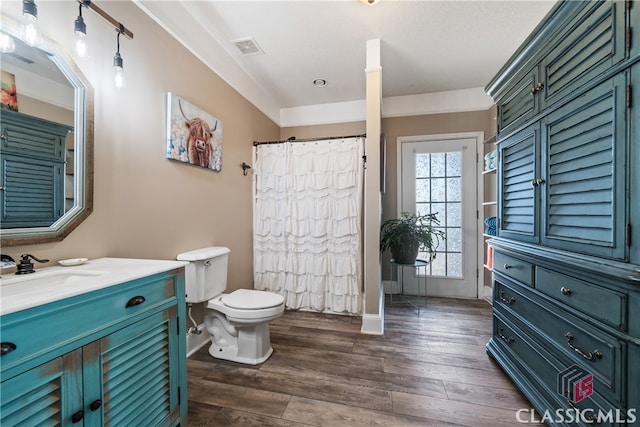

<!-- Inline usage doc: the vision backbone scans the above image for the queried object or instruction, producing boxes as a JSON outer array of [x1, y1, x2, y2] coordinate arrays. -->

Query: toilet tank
[[177, 246, 230, 303]]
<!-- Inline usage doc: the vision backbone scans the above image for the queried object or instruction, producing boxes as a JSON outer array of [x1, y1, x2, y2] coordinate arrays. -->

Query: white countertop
[[0, 257, 187, 316]]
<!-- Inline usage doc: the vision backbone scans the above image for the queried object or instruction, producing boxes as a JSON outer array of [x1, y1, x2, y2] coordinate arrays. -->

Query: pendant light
[[21, 0, 41, 46], [0, 33, 15, 53], [113, 27, 125, 89], [73, 2, 87, 57]]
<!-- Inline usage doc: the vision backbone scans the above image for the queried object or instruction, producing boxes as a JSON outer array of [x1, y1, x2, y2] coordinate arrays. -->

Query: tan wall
[[280, 122, 365, 141], [2, 1, 279, 292], [380, 110, 495, 280]]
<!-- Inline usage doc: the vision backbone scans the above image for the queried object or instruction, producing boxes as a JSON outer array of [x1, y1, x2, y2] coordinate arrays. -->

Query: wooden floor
[[186, 297, 539, 426]]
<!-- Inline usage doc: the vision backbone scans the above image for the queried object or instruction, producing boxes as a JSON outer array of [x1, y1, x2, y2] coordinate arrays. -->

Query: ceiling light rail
[[76, 0, 133, 40], [253, 134, 366, 147]]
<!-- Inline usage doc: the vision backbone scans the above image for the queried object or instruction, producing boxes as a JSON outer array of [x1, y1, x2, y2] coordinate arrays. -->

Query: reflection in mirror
[[0, 23, 93, 246]]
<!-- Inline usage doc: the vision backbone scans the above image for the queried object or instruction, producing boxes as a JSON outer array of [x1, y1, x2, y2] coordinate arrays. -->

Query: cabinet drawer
[[493, 250, 534, 286], [491, 313, 624, 425], [494, 279, 624, 404], [536, 267, 627, 331], [0, 273, 177, 379]]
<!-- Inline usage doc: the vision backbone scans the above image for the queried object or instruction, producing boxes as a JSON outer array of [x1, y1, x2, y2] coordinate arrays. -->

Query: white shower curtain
[[253, 137, 364, 315]]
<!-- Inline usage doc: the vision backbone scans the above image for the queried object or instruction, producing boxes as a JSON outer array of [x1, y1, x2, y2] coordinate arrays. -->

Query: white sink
[[1, 269, 110, 288]]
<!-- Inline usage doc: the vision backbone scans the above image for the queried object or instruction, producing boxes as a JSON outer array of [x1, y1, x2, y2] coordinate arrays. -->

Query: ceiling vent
[[232, 37, 264, 55]]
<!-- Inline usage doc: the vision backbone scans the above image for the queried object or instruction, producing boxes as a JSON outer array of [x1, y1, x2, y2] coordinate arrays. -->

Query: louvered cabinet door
[[87, 306, 180, 427], [540, 73, 628, 260], [0, 350, 83, 426], [497, 124, 540, 243], [540, 0, 627, 110]]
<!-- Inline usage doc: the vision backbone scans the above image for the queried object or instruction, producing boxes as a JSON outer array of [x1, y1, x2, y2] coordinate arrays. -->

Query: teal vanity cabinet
[[0, 266, 187, 426], [0, 109, 71, 228], [486, 0, 639, 425]]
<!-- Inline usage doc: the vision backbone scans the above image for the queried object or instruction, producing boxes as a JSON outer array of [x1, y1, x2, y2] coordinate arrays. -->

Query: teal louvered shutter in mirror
[[1, 155, 64, 227], [498, 125, 539, 243], [0, 110, 70, 229], [541, 74, 627, 260]]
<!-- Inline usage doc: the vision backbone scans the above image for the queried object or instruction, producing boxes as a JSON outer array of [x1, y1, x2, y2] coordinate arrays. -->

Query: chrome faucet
[[15, 254, 50, 275]]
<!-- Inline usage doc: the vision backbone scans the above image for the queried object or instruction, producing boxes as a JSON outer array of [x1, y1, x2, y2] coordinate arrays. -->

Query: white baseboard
[[186, 323, 210, 358], [360, 289, 384, 335]]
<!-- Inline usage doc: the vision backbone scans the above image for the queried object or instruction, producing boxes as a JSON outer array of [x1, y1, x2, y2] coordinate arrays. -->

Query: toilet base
[[205, 310, 276, 365], [208, 342, 273, 365]]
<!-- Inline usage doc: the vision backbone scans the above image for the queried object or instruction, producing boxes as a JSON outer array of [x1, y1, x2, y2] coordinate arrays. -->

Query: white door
[[399, 134, 479, 298]]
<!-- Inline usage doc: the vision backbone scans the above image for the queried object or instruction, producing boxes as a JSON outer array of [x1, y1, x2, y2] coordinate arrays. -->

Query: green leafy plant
[[380, 211, 446, 264]]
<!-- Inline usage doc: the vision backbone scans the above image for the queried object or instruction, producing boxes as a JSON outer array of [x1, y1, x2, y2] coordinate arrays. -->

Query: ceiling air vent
[[232, 37, 264, 55]]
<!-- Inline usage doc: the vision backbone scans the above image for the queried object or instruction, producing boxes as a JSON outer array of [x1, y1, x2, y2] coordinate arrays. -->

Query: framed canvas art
[[1, 70, 18, 111], [166, 92, 223, 171]]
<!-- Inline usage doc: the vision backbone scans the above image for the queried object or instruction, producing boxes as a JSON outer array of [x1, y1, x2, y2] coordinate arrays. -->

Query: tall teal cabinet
[[485, 1, 639, 425], [0, 109, 72, 228], [0, 267, 187, 426]]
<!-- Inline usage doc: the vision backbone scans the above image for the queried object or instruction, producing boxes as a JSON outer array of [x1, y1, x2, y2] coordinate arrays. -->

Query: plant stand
[[389, 259, 429, 314]]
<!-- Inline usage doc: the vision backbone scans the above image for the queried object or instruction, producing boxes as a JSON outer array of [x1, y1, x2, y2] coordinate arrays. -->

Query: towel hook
[[241, 162, 252, 176]]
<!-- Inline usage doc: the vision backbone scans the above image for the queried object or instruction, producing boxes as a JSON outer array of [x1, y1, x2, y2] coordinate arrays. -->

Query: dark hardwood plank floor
[[186, 297, 541, 426]]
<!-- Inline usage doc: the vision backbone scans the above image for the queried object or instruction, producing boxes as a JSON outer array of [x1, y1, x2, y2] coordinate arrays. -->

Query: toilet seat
[[222, 289, 284, 310], [207, 290, 284, 323]]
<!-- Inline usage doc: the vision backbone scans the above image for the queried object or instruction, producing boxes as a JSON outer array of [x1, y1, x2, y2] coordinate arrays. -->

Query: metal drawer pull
[[498, 291, 516, 305], [0, 342, 17, 356], [564, 396, 596, 422], [560, 287, 572, 296], [503, 264, 512, 270], [565, 332, 602, 361], [498, 327, 514, 343], [125, 295, 146, 308]]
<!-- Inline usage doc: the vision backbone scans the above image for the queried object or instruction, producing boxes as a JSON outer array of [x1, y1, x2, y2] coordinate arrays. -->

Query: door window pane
[[415, 151, 463, 278]]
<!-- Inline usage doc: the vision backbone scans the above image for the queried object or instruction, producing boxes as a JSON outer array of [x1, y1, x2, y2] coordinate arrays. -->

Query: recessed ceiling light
[[313, 79, 327, 87], [359, 0, 381, 5]]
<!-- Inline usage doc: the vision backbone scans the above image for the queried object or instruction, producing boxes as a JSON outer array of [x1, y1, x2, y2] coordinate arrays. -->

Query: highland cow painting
[[166, 92, 222, 171]]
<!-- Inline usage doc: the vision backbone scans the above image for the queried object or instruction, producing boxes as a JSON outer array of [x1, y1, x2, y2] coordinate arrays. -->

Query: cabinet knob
[[503, 264, 512, 270], [71, 410, 84, 423], [560, 287, 572, 296], [529, 82, 545, 94], [0, 342, 17, 356], [531, 178, 546, 186], [89, 399, 102, 411]]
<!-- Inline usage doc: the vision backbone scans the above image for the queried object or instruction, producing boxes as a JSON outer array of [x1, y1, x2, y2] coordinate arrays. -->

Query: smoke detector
[[232, 37, 264, 55]]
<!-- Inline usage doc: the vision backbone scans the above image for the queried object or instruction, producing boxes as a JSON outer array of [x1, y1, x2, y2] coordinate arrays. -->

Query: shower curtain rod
[[253, 134, 366, 147]]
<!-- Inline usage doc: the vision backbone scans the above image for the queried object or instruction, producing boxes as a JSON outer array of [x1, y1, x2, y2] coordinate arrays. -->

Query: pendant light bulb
[[21, 0, 41, 46], [0, 33, 16, 53], [73, 4, 87, 57], [113, 53, 125, 88]]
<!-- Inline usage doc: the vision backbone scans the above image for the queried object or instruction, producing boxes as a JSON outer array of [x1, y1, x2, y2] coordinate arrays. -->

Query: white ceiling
[[135, 0, 556, 127]]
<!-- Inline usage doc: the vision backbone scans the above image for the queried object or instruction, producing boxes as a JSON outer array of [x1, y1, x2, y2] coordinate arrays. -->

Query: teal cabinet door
[[497, 124, 540, 243], [0, 350, 83, 426], [496, 67, 539, 136], [541, 0, 627, 109], [83, 306, 181, 427], [540, 74, 628, 260], [0, 109, 71, 228]]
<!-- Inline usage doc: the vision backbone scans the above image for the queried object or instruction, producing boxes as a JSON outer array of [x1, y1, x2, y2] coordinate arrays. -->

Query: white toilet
[[177, 246, 285, 365]]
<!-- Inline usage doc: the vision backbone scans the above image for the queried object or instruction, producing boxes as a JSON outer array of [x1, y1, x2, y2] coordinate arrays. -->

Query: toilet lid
[[222, 289, 284, 310]]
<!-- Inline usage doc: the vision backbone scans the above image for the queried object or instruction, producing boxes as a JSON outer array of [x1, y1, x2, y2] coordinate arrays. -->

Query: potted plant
[[380, 211, 446, 264]]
